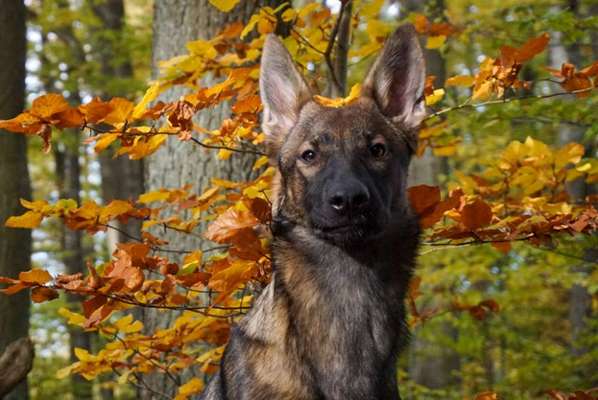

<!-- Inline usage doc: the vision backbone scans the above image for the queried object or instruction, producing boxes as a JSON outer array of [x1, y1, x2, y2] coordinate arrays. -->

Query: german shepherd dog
[[200, 24, 425, 400]]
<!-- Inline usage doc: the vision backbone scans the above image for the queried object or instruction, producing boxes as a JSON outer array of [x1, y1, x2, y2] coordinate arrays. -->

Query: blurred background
[[0, 0, 596, 399]]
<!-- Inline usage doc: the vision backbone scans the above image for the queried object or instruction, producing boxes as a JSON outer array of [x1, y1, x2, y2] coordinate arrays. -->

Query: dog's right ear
[[260, 35, 312, 153]]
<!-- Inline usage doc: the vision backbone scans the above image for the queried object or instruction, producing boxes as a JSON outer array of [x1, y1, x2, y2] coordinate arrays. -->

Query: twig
[[190, 137, 265, 156], [323, 1, 349, 95], [426, 87, 595, 120], [330, 0, 353, 97]]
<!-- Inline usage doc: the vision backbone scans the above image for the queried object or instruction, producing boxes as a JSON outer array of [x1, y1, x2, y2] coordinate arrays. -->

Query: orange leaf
[[55, 108, 85, 128], [31, 287, 59, 303], [0, 112, 43, 134], [79, 97, 113, 123], [204, 208, 259, 243], [460, 199, 493, 231], [491, 241, 511, 254], [475, 391, 498, 400], [103, 97, 134, 125], [30, 93, 70, 119], [0, 283, 27, 295], [19, 269, 52, 285], [516, 33, 549, 63], [99, 200, 134, 223]]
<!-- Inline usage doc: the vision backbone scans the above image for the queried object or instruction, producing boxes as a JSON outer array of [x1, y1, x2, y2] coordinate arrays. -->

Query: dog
[[199, 24, 424, 400]]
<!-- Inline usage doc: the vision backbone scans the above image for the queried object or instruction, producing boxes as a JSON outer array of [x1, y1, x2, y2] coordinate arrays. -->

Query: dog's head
[[260, 25, 425, 245]]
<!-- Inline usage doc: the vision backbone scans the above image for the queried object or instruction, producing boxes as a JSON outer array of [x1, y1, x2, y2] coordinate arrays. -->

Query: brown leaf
[[460, 199, 493, 231], [204, 208, 259, 243], [408, 185, 440, 215], [31, 287, 59, 303], [516, 33, 549, 63]]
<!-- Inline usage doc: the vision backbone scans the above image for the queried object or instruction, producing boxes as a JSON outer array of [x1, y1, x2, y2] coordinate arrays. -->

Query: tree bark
[[402, 0, 462, 390], [549, 0, 594, 385], [141, 1, 284, 397], [0, 1, 32, 399], [90, 0, 145, 250], [0, 338, 34, 398]]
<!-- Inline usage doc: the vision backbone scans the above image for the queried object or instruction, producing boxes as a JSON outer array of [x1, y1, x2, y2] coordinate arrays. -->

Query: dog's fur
[[200, 24, 425, 400]]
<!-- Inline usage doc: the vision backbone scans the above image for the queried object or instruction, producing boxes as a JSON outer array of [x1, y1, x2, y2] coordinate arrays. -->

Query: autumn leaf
[[30, 93, 70, 119], [208, 0, 240, 12], [19, 268, 52, 285], [175, 377, 205, 400], [31, 287, 59, 303], [408, 185, 440, 215], [460, 199, 493, 231], [204, 207, 259, 243], [313, 84, 361, 108], [5, 211, 43, 229], [445, 75, 475, 87]]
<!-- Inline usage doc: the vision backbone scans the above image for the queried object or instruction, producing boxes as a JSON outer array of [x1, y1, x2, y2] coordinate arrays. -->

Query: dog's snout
[[328, 183, 370, 215]]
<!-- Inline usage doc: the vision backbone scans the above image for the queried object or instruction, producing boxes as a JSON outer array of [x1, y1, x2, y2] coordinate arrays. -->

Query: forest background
[[0, 0, 597, 399]]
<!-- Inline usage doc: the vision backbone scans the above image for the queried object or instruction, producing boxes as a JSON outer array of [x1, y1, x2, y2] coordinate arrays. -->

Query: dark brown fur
[[200, 24, 425, 400]]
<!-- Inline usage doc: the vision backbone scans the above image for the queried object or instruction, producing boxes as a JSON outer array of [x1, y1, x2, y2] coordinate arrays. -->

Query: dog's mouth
[[311, 218, 380, 244]]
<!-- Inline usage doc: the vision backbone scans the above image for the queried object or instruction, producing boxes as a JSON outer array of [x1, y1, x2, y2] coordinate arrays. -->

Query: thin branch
[[323, 1, 349, 95], [102, 223, 195, 255], [426, 87, 596, 120], [330, 0, 353, 97], [190, 137, 266, 156]]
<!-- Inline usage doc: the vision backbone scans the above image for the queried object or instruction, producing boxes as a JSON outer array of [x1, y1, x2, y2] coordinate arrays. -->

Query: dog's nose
[[328, 184, 370, 214]]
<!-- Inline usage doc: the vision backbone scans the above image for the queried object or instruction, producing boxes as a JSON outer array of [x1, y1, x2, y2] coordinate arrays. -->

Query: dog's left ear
[[260, 34, 312, 153], [362, 24, 426, 144]]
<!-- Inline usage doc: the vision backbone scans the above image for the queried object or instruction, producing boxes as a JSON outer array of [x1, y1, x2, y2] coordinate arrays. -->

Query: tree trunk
[[140, 1, 285, 397], [549, 0, 594, 385], [90, 0, 145, 249], [0, 1, 32, 399], [57, 133, 94, 400], [403, 0, 462, 390]]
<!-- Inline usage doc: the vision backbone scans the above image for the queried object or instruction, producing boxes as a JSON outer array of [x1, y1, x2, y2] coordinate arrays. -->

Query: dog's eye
[[369, 143, 387, 158], [300, 149, 316, 163]]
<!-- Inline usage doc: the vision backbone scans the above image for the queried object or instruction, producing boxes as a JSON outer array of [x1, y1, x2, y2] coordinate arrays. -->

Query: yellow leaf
[[5, 211, 43, 229], [74, 347, 91, 362], [240, 14, 260, 39], [182, 251, 203, 273], [218, 148, 232, 160], [426, 35, 446, 49], [425, 88, 445, 106], [432, 145, 456, 156], [132, 83, 164, 120], [313, 84, 362, 108], [473, 80, 494, 101], [175, 378, 205, 400], [138, 190, 170, 204], [445, 75, 475, 87], [555, 143, 585, 170], [20, 268, 52, 284], [94, 133, 119, 153], [208, 0, 240, 12], [20, 198, 48, 211], [186, 40, 218, 59], [56, 365, 74, 379], [100, 200, 133, 223], [253, 155, 269, 170], [115, 314, 144, 334], [58, 307, 86, 327]]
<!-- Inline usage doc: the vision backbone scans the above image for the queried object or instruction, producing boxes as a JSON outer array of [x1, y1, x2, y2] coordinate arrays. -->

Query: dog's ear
[[260, 35, 312, 153], [362, 24, 426, 143]]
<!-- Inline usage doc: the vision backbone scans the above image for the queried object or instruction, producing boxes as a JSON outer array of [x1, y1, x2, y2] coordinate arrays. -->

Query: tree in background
[[0, 0, 33, 399], [0, 0, 597, 399]]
